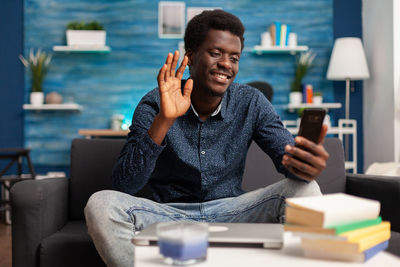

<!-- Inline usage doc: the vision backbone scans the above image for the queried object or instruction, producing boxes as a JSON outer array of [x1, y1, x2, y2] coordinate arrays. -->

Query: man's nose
[[217, 55, 231, 70]]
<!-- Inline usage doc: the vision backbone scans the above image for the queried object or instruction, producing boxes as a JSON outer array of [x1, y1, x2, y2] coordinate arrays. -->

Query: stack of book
[[268, 22, 291, 47], [284, 193, 390, 262]]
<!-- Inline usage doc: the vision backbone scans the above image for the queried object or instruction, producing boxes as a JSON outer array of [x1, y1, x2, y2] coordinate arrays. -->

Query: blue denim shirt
[[112, 82, 296, 203]]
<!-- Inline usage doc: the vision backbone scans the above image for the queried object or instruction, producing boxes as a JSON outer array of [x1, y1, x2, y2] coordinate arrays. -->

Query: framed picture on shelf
[[186, 7, 222, 24], [158, 1, 185, 38]]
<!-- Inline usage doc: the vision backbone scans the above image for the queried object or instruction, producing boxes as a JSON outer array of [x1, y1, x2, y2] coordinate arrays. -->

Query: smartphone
[[297, 108, 326, 144]]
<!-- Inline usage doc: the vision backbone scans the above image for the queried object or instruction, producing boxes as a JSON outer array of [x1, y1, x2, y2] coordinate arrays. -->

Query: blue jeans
[[84, 179, 321, 267]]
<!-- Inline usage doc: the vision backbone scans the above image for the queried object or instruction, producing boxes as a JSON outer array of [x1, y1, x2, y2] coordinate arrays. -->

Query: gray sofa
[[11, 138, 400, 267]]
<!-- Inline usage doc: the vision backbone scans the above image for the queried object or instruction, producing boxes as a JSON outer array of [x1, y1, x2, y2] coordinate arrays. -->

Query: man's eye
[[209, 51, 220, 57], [231, 57, 239, 63]]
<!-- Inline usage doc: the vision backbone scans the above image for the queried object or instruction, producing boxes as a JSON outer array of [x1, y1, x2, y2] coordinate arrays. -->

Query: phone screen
[[297, 109, 326, 144]]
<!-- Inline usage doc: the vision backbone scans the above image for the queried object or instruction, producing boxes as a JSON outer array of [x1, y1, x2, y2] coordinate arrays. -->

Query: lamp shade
[[327, 37, 370, 80]]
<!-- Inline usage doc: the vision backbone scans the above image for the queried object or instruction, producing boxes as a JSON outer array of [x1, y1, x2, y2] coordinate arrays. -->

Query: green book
[[331, 216, 382, 235], [284, 217, 382, 235]]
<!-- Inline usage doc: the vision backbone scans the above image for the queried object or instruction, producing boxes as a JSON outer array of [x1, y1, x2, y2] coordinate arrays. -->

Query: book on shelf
[[284, 216, 383, 236], [301, 228, 391, 254], [267, 22, 291, 47], [269, 24, 276, 46], [303, 240, 389, 262], [285, 193, 381, 228], [274, 22, 281, 46]]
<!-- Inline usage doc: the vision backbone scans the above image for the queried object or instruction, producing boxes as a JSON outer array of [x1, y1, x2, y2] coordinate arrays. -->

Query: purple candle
[[157, 222, 209, 265]]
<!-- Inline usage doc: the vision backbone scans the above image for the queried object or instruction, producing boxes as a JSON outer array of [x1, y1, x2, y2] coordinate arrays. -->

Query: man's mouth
[[211, 71, 232, 83]]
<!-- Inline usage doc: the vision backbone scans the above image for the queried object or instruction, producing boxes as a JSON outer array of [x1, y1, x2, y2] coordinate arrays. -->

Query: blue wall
[[333, 0, 363, 173], [23, 0, 335, 169], [0, 0, 24, 149], [3, 0, 364, 173]]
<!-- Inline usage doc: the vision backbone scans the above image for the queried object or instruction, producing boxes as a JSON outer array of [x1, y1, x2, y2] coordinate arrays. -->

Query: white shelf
[[23, 103, 83, 111], [251, 45, 309, 55], [52, 45, 111, 53], [286, 103, 342, 111]]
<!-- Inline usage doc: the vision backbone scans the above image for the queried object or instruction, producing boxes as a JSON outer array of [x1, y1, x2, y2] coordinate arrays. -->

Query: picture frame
[[158, 1, 185, 39], [186, 7, 222, 24]]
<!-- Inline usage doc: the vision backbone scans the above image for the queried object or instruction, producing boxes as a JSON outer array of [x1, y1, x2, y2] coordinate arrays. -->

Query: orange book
[[306, 84, 313, 103]]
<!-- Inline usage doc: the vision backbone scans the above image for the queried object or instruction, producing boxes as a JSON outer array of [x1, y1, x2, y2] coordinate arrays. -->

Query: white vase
[[66, 30, 106, 46], [313, 95, 323, 105], [30, 92, 44, 106], [289, 92, 302, 104]]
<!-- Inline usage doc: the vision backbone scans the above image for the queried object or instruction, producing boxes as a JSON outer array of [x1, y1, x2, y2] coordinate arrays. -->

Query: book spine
[[285, 206, 324, 227], [302, 84, 307, 103], [280, 24, 287, 47], [268, 24, 276, 46], [363, 240, 389, 261], [306, 84, 313, 104], [303, 240, 388, 262], [302, 229, 391, 253], [340, 221, 390, 241], [275, 22, 281, 46], [334, 216, 382, 235], [285, 24, 291, 46]]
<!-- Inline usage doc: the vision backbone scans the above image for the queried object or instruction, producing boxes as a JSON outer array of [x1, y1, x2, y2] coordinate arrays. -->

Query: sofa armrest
[[346, 173, 400, 233], [10, 177, 69, 267]]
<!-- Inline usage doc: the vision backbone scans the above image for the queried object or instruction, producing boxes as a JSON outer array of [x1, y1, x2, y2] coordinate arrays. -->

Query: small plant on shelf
[[290, 50, 316, 93], [67, 21, 105, 31], [66, 20, 106, 47], [19, 48, 52, 105]]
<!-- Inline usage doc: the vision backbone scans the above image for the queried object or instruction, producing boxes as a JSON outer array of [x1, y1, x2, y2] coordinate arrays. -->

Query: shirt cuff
[[143, 131, 167, 155]]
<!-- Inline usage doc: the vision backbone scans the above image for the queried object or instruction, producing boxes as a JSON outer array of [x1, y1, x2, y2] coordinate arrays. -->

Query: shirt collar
[[191, 102, 222, 117]]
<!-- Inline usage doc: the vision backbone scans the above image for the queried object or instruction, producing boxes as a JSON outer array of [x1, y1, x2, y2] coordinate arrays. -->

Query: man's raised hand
[[157, 51, 193, 121]]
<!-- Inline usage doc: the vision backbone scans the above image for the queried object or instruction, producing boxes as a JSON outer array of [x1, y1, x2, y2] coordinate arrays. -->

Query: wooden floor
[[0, 222, 11, 267]]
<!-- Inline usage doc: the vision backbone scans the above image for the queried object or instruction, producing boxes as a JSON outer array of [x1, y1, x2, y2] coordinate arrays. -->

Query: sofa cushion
[[69, 139, 125, 220], [40, 221, 105, 267], [387, 231, 400, 256], [242, 138, 346, 194]]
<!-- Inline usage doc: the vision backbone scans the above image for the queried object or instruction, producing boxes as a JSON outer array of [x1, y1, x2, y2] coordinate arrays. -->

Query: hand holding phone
[[282, 108, 329, 181], [296, 108, 326, 145]]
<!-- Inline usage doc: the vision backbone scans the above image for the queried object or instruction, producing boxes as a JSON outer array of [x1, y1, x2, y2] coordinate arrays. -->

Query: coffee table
[[134, 233, 400, 266]]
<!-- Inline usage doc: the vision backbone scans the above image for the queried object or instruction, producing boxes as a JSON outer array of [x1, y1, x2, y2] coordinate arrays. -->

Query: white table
[[134, 233, 400, 267]]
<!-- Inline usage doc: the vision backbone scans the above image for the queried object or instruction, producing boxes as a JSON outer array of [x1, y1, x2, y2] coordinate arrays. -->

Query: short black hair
[[184, 9, 245, 53]]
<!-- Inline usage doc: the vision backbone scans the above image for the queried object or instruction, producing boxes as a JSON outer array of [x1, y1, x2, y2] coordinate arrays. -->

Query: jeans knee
[[85, 190, 116, 224]]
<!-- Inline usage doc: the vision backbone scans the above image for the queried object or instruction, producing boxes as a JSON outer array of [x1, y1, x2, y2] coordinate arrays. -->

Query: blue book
[[274, 22, 281, 46], [363, 240, 389, 261], [302, 84, 307, 103], [285, 24, 291, 46]]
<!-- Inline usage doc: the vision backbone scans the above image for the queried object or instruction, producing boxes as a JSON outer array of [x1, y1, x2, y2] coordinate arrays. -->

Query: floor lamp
[[326, 37, 370, 165]]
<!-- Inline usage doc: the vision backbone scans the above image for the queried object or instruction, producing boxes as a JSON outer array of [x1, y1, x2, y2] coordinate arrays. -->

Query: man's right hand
[[148, 51, 193, 145], [157, 51, 193, 121]]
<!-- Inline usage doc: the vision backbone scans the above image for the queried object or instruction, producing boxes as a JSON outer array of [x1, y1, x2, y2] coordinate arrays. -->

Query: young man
[[85, 10, 328, 267]]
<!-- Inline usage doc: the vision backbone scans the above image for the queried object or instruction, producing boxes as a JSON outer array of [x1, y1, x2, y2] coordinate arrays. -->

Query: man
[[85, 10, 328, 267]]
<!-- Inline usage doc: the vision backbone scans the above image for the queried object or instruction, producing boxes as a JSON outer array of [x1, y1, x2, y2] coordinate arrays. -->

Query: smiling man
[[84, 10, 329, 267]]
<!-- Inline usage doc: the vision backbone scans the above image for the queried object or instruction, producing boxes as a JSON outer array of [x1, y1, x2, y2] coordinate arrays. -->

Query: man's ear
[[185, 49, 193, 66]]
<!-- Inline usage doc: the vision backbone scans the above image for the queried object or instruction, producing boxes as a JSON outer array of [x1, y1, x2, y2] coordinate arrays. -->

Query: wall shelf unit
[[251, 45, 309, 55], [52, 45, 111, 53], [23, 103, 83, 111], [284, 119, 357, 173], [285, 102, 342, 112]]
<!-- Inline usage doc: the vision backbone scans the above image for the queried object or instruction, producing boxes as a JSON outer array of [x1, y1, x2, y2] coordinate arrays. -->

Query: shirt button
[[201, 151, 206, 155]]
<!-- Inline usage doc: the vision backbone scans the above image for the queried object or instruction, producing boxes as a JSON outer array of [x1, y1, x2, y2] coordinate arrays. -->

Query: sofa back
[[69, 137, 346, 220], [242, 138, 347, 194]]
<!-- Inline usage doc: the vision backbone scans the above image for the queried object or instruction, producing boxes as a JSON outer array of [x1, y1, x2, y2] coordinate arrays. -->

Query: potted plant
[[19, 49, 52, 106], [313, 91, 323, 104], [289, 50, 316, 104], [66, 21, 106, 47]]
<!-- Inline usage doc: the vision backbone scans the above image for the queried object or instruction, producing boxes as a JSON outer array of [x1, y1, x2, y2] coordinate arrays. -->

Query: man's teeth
[[214, 73, 228, 79]]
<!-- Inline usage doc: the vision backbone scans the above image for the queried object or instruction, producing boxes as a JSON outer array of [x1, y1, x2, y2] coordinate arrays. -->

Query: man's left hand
[[282, 125, 329, 181]]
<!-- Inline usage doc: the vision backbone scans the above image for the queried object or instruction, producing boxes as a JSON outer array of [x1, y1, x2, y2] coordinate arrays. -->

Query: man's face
[[187, 29, 242, 97]]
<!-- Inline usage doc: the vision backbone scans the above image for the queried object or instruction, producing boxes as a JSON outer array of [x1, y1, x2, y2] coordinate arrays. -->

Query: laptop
[[131, 222, 283, 249]]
